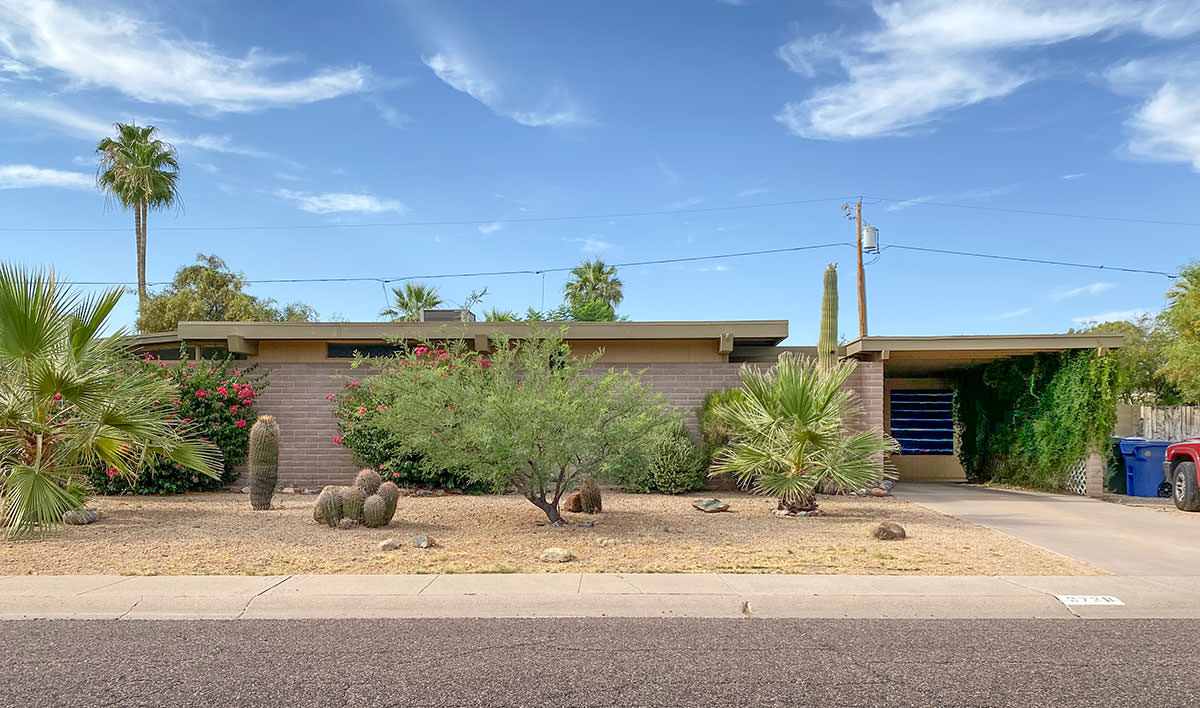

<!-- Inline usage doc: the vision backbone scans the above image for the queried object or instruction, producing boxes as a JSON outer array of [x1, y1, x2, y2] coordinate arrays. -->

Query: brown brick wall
[[242, 359, 881, 489]]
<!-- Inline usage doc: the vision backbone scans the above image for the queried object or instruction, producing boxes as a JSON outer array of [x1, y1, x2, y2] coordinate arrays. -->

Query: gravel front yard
[[0, 490, 1102, 576]]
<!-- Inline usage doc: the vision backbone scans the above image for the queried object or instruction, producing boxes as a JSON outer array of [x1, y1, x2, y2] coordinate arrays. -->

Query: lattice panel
[[1065, 458, 1088, 496]]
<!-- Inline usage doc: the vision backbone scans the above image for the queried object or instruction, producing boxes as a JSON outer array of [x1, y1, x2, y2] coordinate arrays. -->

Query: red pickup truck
[[1164, 438, 1200, 511]]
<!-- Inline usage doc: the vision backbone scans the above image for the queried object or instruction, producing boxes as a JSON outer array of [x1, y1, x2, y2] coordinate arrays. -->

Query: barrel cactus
[[378, 481, 400, 523], [248, 415, 280, 511], [341, 486, 366, 523], [580, 477, 602, 514], [354, 468, 382, 496], [314, 486, 343, 527], [362, 494, 388, 528]]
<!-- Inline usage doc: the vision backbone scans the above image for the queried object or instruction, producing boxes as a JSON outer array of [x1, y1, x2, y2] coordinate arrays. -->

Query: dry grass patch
[[0, 490, 1102, 576]]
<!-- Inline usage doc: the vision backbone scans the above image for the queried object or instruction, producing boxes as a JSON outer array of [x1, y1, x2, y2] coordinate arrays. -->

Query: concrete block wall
[[244, 358, 881, 489]]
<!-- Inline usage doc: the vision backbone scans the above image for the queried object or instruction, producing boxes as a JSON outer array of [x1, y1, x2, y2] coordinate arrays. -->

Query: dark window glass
[[200, 346, 247, 361], [327, 343, 407, 359], [143, 347, 185, 361]]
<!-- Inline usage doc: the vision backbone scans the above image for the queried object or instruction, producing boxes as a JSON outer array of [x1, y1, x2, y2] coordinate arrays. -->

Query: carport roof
[[845, 333, 1125, 377]]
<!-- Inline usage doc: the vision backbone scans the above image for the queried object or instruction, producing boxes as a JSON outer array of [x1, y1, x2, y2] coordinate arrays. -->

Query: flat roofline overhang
[[845, 333, 1125, 357], [134, 320, 789, 346]]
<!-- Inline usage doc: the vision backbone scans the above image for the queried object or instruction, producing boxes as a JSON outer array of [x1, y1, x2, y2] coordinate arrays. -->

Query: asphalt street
[[1, 618, 1194, 707]]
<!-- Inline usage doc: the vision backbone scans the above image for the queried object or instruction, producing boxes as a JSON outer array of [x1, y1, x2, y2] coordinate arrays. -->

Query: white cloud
[[1061, 172, 1089, 180], [656, 158, 680, 186], [996, 307, 1032, 318], [423, 52, 588, 128], [0, 163, 92, 190], [885, 183, 1020, 211], [737, 187, 768, 198], [567, 236, 612, 254], [886, 195, 936, 212], [665, 196, 702, 210], [1072, 308, 1153, 324], [776, 1, 1200, 140], [477, 222, 503, 235], [1108, 55, 1200, 171], [0, 0, 368, 112], [1053, 282, 1116, 301], [275, 189, 406, 214], [698, 264, 730, 272]]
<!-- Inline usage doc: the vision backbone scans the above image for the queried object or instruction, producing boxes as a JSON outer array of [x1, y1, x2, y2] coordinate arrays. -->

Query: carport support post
[[1085, 453, 1104, 499]]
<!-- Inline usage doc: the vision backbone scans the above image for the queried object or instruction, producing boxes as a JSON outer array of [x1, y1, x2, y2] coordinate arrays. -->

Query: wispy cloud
[[996, 307, 1032, 319], [775, 1, 1200, 139], [567, 236, 613, 254], [275, 189, 406, 214], [1061, 172, 1089, 180], [737, 187, 769, 198], [885, 195, 936, 212], [477, 222, 503, 235], [423, 52, 588, 128], [885, 183, 1020, 211], [656, 158, 680, 186], [1108, 52, 1200, 171], [665, 196, 702, 210], [0, 163, 92, 190], [1053, 282, 1116, 301], [0, 0, 369, 112], [698, 264, 730, 272], [1072, 308, 1153, 325]]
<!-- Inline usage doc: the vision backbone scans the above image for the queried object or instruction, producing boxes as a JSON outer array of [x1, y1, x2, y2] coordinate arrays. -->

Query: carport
[[845, 333, 1125, 485]]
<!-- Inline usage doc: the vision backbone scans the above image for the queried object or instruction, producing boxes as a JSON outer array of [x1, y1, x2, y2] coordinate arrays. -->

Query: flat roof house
[[132, 320, 1122, 489]]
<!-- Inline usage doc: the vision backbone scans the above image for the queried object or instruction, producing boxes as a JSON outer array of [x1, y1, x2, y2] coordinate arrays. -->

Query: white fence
[[1116, 404, 1200, 442]]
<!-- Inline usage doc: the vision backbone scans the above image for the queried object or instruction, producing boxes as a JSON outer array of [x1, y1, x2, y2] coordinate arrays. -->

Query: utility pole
[[855, 198, 867, 338]]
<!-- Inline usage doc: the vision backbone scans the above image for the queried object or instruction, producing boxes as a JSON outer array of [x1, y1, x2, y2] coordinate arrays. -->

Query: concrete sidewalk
[[896, 483, 1200, 575], [4, 573, 1200, 620]]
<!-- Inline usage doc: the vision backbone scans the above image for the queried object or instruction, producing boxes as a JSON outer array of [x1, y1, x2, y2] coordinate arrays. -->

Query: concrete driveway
[[896, 483, 1200, 576]]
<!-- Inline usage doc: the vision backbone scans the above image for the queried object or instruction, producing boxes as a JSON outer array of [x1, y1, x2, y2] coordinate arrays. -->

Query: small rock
[[692, 498, 730, 513], [868, 486, 890, 497], [281, 487, 296, 494], [881, 479, 897, 493], [337, 518, 357, 530], [574, 520, 595, 528], [302, 488, 318, 495], [241, 486, 250, 494], [540, 547, 575, 563], [594, 537, 616, 547], [872, 521, 907, 540], [563, 492, 583, 513], [63, 508, 99, 525], [378, 538, 402, 552], [412, 535, 434, 549]]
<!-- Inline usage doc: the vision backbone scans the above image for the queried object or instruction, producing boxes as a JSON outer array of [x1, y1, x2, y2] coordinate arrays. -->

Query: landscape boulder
[[540, 547, 575, 563], [872, 521, 907, 540], [563, 492, 583, 513], [378, 538, 403, 552], [63, 508, 100, 525], [692, 498, 730, 513], [412, 535, 434, 549]]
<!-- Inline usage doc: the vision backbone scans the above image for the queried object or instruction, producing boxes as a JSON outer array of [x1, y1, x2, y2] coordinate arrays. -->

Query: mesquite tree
[[350, 328, 670, 524]]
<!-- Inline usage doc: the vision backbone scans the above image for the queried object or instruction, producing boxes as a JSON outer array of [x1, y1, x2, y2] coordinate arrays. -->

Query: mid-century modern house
[[132, 315, 1123, 493]]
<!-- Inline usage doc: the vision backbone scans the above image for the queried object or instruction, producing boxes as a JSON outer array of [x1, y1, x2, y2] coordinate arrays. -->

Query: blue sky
[[0, 0, 1196, 343]]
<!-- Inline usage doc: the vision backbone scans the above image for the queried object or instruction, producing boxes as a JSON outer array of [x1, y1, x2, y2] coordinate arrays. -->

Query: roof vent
[[419, 308, 477, 323]]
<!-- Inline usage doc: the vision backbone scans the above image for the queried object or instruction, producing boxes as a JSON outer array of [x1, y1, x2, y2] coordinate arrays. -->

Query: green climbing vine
[[954, 350, 1118, 489]]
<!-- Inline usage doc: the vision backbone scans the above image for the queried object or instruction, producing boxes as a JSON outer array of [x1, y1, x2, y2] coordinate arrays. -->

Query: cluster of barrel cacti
[[313, 468, 400, 528]]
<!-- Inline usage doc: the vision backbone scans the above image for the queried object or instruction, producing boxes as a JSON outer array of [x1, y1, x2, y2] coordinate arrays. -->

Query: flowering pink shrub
[[90, 350, 268, 494]]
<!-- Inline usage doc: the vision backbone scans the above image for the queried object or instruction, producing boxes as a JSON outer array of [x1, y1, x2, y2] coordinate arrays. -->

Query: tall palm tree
[[563, 259, 623, 310], [0, 265, 221, 536], [380, 282, 443, 322], [710, 353, 897, 514], [96, 123, 180, 311]]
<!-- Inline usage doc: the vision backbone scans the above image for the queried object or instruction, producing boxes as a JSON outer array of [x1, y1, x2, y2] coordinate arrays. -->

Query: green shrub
[[88, 351, 267, 495], [649, 425, 706, 494], [698, 389, 743, 461]]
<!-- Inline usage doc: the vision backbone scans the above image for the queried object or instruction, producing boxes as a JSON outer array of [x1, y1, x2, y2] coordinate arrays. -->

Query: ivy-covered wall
[[953, 350, 1118, 489]]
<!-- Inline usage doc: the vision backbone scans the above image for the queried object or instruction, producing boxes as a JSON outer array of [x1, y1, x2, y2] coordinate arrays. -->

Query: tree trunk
[[527, 493, 565, 526], [136, 201, 147, 310]]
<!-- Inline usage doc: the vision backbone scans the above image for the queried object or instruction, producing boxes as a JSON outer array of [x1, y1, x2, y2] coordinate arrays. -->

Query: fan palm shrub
[[380, 283, 443, 321], [0, 265, 221, 536], [563, 259, 623, 310], [710, 353, 897, 514]]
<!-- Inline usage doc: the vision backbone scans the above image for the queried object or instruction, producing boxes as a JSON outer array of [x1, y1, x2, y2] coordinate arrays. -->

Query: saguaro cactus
[[248, 415, 279, 510], [818, 264, 838, 371]]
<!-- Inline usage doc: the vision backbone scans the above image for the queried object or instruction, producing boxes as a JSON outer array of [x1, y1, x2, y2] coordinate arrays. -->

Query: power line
[[866, 196, 1200, 228], [61, 239, 1179, 288], [0, 196, 854, 233]]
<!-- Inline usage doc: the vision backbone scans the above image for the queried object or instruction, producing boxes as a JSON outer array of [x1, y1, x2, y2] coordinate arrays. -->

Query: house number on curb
[[1055, 595, 1125, 606]]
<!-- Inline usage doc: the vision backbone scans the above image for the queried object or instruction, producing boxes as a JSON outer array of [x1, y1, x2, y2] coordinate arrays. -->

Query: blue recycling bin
[[1117, 438, 1171, 497]]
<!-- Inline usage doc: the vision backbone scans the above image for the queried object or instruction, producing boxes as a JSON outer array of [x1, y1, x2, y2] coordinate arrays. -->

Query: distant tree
[[137, 254, 317, 332], [1162, 261, 1200, 403], [380, 283, 443, 322], [563, 259, 623, 312], [1077, 314, 1181, 405], [522, 299, 619, 323], [482, 308, 517, 322], [96, 123, 180, 309]]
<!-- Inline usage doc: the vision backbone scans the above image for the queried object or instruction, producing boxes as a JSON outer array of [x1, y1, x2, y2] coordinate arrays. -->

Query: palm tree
[[0, 265, 221, 536], [380, 282, 443, 321], [96, 123, 180, 311], [483, 308, 517, 321], [563, 259, 623, 310], [710, 353, 897, 514]]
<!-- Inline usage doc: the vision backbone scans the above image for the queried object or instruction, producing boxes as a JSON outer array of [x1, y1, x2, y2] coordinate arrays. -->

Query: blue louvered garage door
[[889, 390, 954, 455]]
